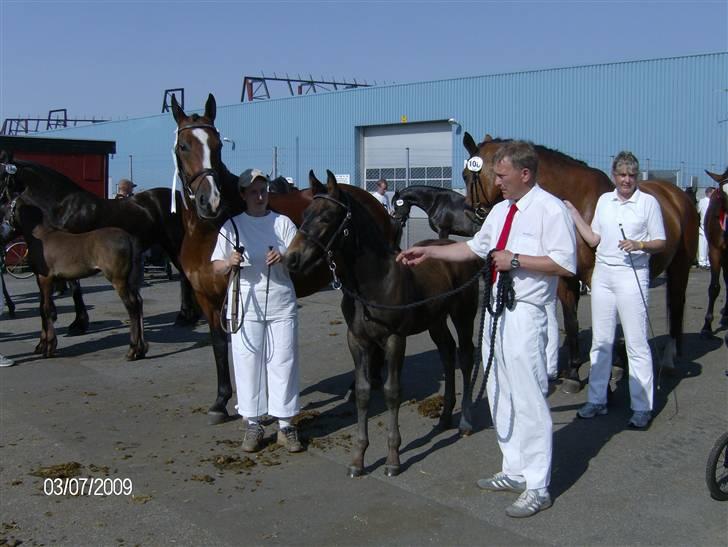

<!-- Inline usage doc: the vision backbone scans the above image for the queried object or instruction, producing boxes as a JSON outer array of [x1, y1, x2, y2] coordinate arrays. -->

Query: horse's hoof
[[34, 344, 43, 355], [174, 312, 199, 327], [384, 464, 400, 477], [347, 465, 364, 478], [459, 427, 473, 437], [700, 328, 713, 339], [207, 410, 230, 425], [660, 364, 679, 377], [67, 323, 88, 336], [561, 378, 582, 394]]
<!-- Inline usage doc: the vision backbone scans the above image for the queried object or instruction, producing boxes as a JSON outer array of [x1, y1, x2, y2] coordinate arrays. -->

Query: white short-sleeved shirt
[[591, 188, 666, 269], [211, 211, 298, 320], [371, 191, 391, 213], [467, 184, 577, 306]]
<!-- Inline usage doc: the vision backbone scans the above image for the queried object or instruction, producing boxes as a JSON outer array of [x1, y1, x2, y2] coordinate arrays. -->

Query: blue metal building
[[36, 52, 727, 196]]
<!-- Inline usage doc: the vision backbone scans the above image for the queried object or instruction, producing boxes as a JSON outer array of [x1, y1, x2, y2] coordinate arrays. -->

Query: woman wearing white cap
[[211, 168, 302, 453]]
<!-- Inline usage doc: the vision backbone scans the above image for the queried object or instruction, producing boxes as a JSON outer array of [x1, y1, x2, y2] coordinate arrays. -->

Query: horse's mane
[[342, 190, 394, 257], [480, 137, 589, 168], [398, 185, 462, 195]]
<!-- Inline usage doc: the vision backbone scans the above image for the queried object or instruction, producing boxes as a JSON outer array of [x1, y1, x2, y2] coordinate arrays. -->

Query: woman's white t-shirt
[[211, 211, 298, 320]]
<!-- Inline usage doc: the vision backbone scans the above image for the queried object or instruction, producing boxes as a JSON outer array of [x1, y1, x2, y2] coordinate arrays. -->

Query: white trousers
[[587, 264, 653, 411], [484, 300, 552, 490], [230, 316, 299, 419], [698, 228, 709, 266], [546, 298, 558, 378]]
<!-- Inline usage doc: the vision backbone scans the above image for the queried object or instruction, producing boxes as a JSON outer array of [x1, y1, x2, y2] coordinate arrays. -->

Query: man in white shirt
[[397, 140, 576, 518], [371, 178, 392, 214], [697, 187, 714, 268]]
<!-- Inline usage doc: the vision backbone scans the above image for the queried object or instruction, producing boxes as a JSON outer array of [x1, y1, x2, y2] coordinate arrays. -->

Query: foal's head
[[170, 93, 224, 219]]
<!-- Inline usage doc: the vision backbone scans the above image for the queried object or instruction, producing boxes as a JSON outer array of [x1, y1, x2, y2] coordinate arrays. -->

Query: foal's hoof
[[384, 464, 400, 477], [561, 378, 582, 394], [459, 426, 474, 437], [67, 320, 89, 336], [125, 347, 147, 361], [347, 465, 364, 478], [207, 409, 230, 425], [700, 328, 713, 339]]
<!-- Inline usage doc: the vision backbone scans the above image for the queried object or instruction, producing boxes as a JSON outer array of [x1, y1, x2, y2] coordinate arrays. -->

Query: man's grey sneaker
[[505, 489, 553, 518], [277, 426, 304, 453], [577, 402, 607, 419], [0, 355, 15, 367], [628, 410, 652, 429], [476, 471, 526, 493], [242, 422, 264, 453]]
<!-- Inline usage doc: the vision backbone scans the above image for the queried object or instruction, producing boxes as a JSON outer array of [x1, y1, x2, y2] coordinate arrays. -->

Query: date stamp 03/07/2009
[[43, 477, 133, 496]]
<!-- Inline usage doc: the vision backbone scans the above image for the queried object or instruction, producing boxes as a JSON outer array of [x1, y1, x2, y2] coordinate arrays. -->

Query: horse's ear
[[308, 170, 326, 195], [705, 169, 727, 184], [326, 170, 340, 198], [0, 149, 12, 164], [204, 94, 216, 122], [170, 94, 185, 124], [484, 134, 493, 142], [463, 132, 478, 156]]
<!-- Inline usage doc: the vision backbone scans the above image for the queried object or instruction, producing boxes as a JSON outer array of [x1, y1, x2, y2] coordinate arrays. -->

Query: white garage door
[[362, 122, 452, 192]]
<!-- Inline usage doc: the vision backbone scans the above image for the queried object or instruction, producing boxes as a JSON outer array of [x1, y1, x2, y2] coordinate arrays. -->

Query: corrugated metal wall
[[38, 52, 727, 194]]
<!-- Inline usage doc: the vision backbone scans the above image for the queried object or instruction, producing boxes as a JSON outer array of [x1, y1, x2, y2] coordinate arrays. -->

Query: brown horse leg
[[452, 297, 476, 435], [36, 276, 57, 357], [112, 279, 147, 361], [197, 296, 233, 424], [382, 335, 405, 477], [67, 280, 89, 336], [721, 260, 728, 328], [428, 320, 457, 431], [347, 331, 371, 478], [662, 256, 690, 370], [174, 273, 201, 326], [1, 273, 15, 317], [701, 255, 722, 337], [559, 277, 583, 393]]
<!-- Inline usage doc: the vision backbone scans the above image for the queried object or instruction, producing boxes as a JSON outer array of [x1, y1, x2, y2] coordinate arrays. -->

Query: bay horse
[[391, 185, 481, 240], [0, 154, 198, 333], [169, 94, 397, 423], [285, 171, 480, 477], [1, 196, 146, 360], [462, 133, 698, 390], [701, 168, 728, 336]]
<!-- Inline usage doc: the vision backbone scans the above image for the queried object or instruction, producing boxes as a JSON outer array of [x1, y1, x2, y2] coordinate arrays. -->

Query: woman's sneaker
[[242, 423, 264, 453], [476, 471, 526, 493], [577, 402, 607, 419], [628, 411, 652, 429], [506, 489, 552, 518], [277, 426, 304, 453]]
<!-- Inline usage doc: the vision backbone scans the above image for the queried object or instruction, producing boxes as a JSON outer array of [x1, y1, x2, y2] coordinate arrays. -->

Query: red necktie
[[491, 203, 518, 282]]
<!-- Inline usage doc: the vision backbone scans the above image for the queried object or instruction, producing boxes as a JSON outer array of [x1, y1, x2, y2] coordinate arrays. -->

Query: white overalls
[[211, 212, 300, 420], [586, 189, 665, 412], [468, 185, 576, 490]]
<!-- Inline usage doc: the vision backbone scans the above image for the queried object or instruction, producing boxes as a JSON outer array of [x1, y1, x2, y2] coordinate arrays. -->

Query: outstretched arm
[[396, 241, 479, 266], [564, 200, 600, 248]]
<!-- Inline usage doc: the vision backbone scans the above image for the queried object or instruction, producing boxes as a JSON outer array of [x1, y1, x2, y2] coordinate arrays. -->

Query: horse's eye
[[177, 143, 188, 152]]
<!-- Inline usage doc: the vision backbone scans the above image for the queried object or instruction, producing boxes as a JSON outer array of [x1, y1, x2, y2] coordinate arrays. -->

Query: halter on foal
[[287, 170, 480, 477], [0, 196, 147, 360]]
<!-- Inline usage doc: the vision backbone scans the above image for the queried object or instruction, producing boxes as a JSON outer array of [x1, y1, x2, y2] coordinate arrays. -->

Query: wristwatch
[[510, 253, 520, 270]]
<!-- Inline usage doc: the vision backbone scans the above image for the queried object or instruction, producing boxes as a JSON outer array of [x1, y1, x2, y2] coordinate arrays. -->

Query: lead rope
[[220, 220, 244, 334], [471, 251, 516, 405]]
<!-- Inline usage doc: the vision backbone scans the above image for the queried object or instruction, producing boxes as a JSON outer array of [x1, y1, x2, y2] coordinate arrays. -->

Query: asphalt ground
[[1, 218, 727, 546]]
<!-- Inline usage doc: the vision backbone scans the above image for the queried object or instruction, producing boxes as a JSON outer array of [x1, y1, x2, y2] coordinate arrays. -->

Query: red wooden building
[[0, 136, 116, 198]]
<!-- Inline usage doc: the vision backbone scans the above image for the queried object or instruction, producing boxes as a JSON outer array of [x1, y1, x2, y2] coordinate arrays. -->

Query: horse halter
[[297, 194, 352, 289], [466, 163, 491, 222], [0, 162, 18, 202], [173, 123, 221, 202]]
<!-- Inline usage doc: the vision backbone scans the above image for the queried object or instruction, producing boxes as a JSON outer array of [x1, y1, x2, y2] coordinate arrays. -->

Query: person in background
[[371, 178, 392, 214], [565, 151, 666, 429], [398, 141, 576, 518], [115, 179, 136, 199], [211, 168, 303, 454], [697, 187, 714, 269], [0, 270, 15, 367]]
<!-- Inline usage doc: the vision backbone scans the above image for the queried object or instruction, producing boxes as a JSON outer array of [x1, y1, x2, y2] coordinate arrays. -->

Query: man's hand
[[491, 249, 515, 272]]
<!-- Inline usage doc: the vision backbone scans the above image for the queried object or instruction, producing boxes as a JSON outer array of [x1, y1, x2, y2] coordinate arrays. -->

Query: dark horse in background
[[463, 133, 698, 391], [391, 185, 481, 242], [700, 168, 728, 338], [0, 154, 199, 333], [1, 196, 147, 359], [170, 94, 397, 423], [286, 171, 480, 477]]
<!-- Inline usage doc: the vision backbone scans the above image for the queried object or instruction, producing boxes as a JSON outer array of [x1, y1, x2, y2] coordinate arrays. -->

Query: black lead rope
[[471, 251, 516, 404], [220, 219, 245, 334]]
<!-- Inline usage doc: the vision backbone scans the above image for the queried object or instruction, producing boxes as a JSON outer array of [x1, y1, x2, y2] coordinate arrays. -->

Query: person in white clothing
[[565, 151, 666, 429], [0, 273, 15, 367], [397, 141, 576, 518], [371, 178, 392, 214], [697, 187, 714, 268], [211, 168, 303, 453]]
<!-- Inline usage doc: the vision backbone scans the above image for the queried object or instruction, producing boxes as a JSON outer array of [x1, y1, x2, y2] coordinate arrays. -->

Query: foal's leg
[[1, 272, 15, 317], [36, 276, 58, 357], [66, 280, 89, 336], [347, 330, 372, 478], [701, 253, 721, 336], [721, 259, 728, 328], [559, 277, 583, 393], [112, 277, 147, 361], [451, 297, 477, 435], [428, 319, 457, 430], [382, 335, 406, 476]]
